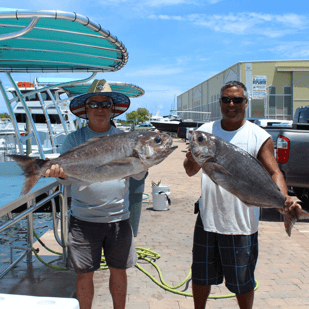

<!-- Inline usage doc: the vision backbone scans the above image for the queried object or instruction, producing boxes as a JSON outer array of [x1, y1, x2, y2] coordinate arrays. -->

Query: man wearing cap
[[45, 79, 146, 309]]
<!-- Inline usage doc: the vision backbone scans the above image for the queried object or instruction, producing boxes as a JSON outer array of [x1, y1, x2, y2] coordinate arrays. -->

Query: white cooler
[[151, 184, 171, 211], [0, 294, 79, 309]]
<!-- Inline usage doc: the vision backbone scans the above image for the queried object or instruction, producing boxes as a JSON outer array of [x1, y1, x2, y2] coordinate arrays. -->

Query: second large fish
[[9, 131, 178, 195], [189, 130, 309, 236]]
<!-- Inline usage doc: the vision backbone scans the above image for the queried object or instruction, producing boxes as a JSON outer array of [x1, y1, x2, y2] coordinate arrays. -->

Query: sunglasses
[[87, 101, 112, 109], [221, 96, 246, 104]]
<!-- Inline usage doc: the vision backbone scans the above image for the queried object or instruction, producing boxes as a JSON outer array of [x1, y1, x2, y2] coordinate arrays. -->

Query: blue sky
[[0, 0, 308, 119]]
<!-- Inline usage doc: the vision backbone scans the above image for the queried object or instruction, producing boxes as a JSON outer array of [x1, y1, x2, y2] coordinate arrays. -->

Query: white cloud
[[273, 13, 306, 28], [148, 14, 185, 21], [149, 12, 308, 38], [199, 57, 211, 61], [270, 42, 309, 58], [176, 56, 192, 65]]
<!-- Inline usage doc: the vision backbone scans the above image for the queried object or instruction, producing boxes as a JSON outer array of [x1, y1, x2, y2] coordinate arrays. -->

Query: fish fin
[[212, 163, 233, 176], [7, 154, 46, 195], [209, 163, 238, 187], [283, 208, 309, 237]]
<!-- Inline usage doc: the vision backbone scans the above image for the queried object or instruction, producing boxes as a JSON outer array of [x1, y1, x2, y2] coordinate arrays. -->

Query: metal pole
[[60, 185, 69, 264], [46, 89, 69, 136], [0, 17, 39, 41], [36, 91, 57, 153], [292, 71, 294, 117], [26, 199, 34, 263], [0, 75, 24, 154], [26, 108, 32, 156], [6, 72, 45, 158]]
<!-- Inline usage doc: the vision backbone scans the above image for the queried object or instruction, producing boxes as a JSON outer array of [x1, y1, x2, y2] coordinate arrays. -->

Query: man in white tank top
[[184, 81, 300, 309]]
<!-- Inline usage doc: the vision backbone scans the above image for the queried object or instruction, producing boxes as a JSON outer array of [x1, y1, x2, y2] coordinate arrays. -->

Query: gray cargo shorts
[[67, 216, 138, 273]]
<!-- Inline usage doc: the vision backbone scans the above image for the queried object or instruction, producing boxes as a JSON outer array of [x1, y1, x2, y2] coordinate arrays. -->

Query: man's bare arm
[[258, 138, 300, 211]]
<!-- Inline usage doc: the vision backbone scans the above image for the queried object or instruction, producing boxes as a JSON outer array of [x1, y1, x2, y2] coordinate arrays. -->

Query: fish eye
[[197, 135, 205, 142], [154, 136, 162, 143]]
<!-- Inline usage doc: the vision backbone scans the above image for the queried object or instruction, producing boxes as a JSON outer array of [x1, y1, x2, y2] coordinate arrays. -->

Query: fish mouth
[[162, 144, 178, 154]]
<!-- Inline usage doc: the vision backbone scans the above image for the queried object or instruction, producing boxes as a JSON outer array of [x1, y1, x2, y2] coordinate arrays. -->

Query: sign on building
[[252, 75, 267, 99]]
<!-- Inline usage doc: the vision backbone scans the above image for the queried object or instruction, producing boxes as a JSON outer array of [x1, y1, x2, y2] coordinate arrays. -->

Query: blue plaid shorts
[[192, 214, 258, 295]]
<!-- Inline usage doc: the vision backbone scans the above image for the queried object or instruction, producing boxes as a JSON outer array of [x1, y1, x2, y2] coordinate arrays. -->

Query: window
[[251, 99, 265, 118], [266, 85, 292, 119], [268, 96, 276, 116], [15, 113, 27, 123], [268, 86, 276, 95], [298, 109, 309, 123], [21, 91, 52, 102], [276, 96, 283, 115], [284, 86, 291, 95], [284, 96, 292, 117]]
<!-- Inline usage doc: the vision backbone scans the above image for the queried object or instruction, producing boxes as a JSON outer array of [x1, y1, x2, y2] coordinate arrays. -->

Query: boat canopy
[[0, 8, 128, 72], [36, 77, 145, 98]]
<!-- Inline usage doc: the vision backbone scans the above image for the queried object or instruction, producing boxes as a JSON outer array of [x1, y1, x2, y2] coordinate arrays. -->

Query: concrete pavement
[[2, 137, 309, 309]]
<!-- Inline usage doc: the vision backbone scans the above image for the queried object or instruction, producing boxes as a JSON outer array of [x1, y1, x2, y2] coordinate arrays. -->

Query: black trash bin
[[128, 172, 148, 237]]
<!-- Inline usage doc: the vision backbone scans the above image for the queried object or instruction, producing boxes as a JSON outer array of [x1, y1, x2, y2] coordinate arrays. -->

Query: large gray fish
[[190, 130, 309, 236], [9, 131, 178, 196]]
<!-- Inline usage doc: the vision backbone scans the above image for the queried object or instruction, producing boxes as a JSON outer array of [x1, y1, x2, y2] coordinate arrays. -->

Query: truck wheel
[[293, 187, 309, 205]]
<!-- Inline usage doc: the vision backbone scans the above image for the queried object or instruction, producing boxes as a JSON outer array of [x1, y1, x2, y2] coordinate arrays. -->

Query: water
[[0, 213, 54, 273]]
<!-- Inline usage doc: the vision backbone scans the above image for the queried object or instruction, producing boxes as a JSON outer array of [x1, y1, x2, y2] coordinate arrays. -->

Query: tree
[[0, 113, 10, 119], [126, 108, 151, 123]]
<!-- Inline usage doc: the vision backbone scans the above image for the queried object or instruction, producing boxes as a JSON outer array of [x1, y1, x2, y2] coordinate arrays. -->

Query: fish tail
[[283, 207, 309, 237], [8, 154, 47, 195], [283, 213, 297, 237]]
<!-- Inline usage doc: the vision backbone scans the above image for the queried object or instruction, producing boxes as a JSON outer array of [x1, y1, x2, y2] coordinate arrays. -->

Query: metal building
[[177, 60, 309, 121]]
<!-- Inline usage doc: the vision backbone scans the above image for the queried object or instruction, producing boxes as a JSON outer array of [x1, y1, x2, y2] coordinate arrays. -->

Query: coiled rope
[[32, 231, 258, 298]]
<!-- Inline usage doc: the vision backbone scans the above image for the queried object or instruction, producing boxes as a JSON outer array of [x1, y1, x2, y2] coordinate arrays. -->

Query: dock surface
[[1, 138, 309, 308]]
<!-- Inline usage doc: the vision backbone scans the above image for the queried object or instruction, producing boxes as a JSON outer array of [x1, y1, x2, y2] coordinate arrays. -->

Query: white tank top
[[197, 120, 271, 235]]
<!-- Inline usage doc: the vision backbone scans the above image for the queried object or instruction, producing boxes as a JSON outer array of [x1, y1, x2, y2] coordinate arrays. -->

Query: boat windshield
[[15, 113, 61, 124], [11, 91, 52, 102]]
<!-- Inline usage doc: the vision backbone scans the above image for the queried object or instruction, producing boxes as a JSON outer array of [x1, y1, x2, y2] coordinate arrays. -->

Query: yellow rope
[[32, 232, 259, 298]]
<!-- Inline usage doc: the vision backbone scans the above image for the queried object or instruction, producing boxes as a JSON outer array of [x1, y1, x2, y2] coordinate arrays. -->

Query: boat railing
[[0, 181, 70, 279], [0, 73, 96, 159]]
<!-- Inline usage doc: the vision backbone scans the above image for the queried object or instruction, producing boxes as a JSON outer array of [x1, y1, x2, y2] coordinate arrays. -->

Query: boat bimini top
[[35, 77, 145, 98], [0, 8, 129, 158], [0, 7, 128, 72]]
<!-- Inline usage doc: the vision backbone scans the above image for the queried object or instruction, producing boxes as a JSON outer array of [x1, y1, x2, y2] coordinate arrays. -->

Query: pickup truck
[[261, 106, 309, 204], [177, 120, 204, 140]]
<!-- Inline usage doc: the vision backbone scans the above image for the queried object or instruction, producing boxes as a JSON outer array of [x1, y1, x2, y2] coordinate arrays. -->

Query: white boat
[[149, 111, 181, 133], [0, 81, 77, 161], [7, 82, 76, 134]]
